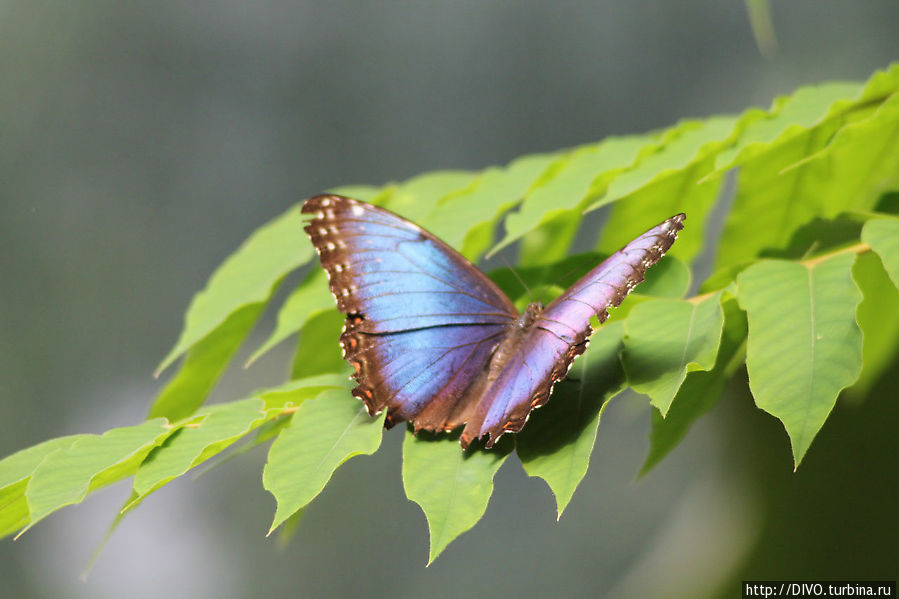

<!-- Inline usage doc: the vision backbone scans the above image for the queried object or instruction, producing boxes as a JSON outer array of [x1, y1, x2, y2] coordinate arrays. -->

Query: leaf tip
[[154, 350, 180, 378], [12, 524, 32, 541]]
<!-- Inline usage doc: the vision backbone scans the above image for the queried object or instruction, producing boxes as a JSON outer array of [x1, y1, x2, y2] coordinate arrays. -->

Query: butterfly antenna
[[500, 256, 533, 303]]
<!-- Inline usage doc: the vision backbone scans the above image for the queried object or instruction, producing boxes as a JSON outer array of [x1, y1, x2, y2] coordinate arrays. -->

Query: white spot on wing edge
[[351, 205, 365, 216]]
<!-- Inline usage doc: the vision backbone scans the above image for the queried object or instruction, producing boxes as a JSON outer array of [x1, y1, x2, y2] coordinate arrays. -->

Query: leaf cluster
[[3, 64, 898, 563]]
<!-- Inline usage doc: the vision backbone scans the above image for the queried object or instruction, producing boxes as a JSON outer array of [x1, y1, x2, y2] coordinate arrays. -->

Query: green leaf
[[402, 431, 513, 564], [594, 117, 736, 263], [622, 293, 725, 416], [849, 251, 899, 396], [263, 389, 385, 534], [517, 321, 626, 517], [630, 255, 692, 299], [491, 135, 653, 260], [290, 310, 346, 379], [789, 94, 899, 212], [640, 294, 748, 475], [422, 153, 556, 260], [713, 67, 899, 270], [148, 303, 263, 421], [593, 117, 738, 209], [256, 373, 352, 410], [22, 419, 170, 532], [737, 254, 863, 467], [130, 399, 269, 506], [862, 217, 899, 288], [714, 118, 845, 270], [0, 436, 87, 538], [156, 206, 310, 375], [246, 269, 335, 366], [383, 170, 478, 226], [714, 82, 861, 170]]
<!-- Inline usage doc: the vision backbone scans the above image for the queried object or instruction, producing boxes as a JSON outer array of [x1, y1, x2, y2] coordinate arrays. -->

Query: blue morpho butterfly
[[302, 195, 684, 449]]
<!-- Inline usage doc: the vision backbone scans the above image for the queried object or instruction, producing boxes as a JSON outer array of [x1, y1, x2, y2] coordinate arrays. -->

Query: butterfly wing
[[461, 213, 685, 448], [302, 195, 518, 430]]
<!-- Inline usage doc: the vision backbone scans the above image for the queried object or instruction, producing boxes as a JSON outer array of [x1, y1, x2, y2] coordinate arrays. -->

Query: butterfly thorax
[[485, 302, 544, 383]]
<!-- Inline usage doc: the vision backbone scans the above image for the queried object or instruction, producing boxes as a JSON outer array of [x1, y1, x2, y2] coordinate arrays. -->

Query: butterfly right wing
[[302, 195, 518, 430], [461, 213, 685, 448]]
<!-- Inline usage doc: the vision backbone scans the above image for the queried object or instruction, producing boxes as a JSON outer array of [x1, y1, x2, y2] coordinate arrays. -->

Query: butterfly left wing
[[461, 213, 685, 448], [302, 195, 519, 431]]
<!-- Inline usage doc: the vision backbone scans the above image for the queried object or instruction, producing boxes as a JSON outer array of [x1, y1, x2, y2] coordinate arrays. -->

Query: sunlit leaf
[[383, 170, 478, 226], [263, 389, 385, 534], [0, 436, 87, 538], [595, 117, 737, 262], [517, 321, 626, 517], [23, 419, 170, 531], [402, 431, 513, 564], [423, 154, 556, 260], [290, 310, 346, 379], [491, 135, 653, 261], [714, 66, 899, 270], [850, 251, 899, 396], [640, 294, 748, 475], [622, 292, 725, 415], [737, 254, 863, 467], [131, 399, 269, 505], [862, 217, 899, 288]]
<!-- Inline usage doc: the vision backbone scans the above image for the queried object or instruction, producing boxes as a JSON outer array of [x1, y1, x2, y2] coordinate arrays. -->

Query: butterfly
[[302, 195, 684, 449]]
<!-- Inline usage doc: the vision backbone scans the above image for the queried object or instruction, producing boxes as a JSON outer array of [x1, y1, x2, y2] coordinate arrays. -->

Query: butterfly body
[[302, 194, 684, 448]]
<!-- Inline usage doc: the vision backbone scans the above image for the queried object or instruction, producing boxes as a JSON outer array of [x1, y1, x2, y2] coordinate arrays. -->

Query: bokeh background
[[1, 2, 897, 598]]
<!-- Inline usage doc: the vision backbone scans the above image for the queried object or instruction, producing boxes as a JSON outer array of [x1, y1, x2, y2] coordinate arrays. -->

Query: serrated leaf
[[596, 156, 723, 263], [737, 254, 863, 467], [256, 373, 352, 410], [491, 135, 653, 260], [862, 217, 899, 288], [148, 303, 263, 421], [629, 255, 693, 299], [517, 321, 626, 517], [0, 436, 87, 538], [713, 119, 844, 270], [850, 251, 899, 396], [640, 294, 748, 475], [788, 93, 899, 211], [383, 170, 478, 226], [22, 419, 170, 532], [714, 67, 899, 270], [263, 389, 385, 534], [156, 206, 310, 375], [713, 82, 862, 171], [595, 118, 736, 263], [593, 117, 738, 209], [0, 436, 88, 489], [402, 431, 512, 564], [131, 399, 269, 504], [246, 269, 335, 366], [622, 293, 725, 416], [423, 154, 556, 260]]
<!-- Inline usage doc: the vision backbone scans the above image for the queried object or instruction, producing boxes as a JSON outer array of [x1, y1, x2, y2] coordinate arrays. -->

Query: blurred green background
[[1, 2, 897, 598]]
